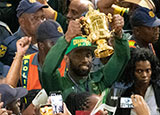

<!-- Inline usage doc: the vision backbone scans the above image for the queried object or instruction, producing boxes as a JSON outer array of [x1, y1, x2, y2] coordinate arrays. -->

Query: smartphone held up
[[50, 91, 63, 114]]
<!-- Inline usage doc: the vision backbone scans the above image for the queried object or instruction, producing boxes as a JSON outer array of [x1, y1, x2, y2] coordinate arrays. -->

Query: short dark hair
[[121, 48, 160, 85], [65, 92, 91, 115]]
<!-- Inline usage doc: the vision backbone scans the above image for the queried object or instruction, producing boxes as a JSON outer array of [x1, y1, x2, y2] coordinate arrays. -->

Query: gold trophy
[[80, 5, 114, 58]]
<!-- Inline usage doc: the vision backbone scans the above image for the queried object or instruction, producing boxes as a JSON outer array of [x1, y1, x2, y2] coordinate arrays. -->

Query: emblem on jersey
[[57, 26, 63, 33], [6, 3, 12, 7], [0, 45, 7, 57], [149, 11, 155, 18]]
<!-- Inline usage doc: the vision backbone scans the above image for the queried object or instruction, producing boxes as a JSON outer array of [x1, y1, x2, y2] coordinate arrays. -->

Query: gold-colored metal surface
[[40, 104, 53, 115], [80, 5, 114, 58]]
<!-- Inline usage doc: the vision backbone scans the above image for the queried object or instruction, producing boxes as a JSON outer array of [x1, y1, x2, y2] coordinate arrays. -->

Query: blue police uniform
[[0, 27, 38, 66], [0, 0, 48, 76], [0, 21, 12, 76], [128, 7, 160, 56]]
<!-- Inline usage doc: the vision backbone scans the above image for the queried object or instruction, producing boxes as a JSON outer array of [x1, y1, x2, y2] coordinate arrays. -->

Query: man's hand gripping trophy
[[79, 5, 124, 58]]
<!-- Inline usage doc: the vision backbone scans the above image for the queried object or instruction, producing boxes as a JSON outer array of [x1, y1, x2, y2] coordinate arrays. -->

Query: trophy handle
[[106, 13, 116, 38], [106, 13, 113, 23]]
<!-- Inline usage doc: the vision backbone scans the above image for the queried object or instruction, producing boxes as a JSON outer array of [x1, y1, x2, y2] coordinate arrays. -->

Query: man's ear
[[38, 42, 44, 50], [133, 27, 140, 35], [18, 17, 25, 28]]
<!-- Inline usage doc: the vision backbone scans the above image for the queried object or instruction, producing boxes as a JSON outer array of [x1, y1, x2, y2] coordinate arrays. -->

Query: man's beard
[[69, 59, 92, 77]]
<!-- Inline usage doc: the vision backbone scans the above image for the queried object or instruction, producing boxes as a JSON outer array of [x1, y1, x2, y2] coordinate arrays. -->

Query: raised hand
[[65, 20, 82, 43], [131, 94, 151, 115], [110, 14, 124, 38], [0, 102, 11, 115], [16, 36, 32, 57], [55, 103, 71, 115]]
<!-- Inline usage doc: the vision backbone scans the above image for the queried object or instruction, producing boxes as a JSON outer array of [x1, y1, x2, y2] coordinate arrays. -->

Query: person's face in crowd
[[6, 99, 21, 115], [68, 48, 93, 77], [67, 0, 89, 22], [134, 26, 159, 44], [19, 9, 45, 37], [38, 39, 54, 56], [134, 60, 152, 86]]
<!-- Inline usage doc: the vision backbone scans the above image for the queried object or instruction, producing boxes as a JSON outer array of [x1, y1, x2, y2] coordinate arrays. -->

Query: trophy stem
[[94, 39, 114, 58]]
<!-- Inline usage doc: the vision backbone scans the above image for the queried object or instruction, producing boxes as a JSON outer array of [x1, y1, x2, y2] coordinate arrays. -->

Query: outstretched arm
[[103, 15, 130, 87], [41, 20, 82, 94], [5, 37, 31, 87]]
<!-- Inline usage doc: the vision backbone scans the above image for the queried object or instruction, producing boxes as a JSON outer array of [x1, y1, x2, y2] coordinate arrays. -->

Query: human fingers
[[63, 103, 71, 115], [131, 94, 136, 106], [131, 94, 150, 115], [0, 108, 8, 115], [6, 110, 12, 115], [65, 20, 82, 43], [97, 110, 109, 115], [112, 14, 124, 32], [17, 36, 32, 47]]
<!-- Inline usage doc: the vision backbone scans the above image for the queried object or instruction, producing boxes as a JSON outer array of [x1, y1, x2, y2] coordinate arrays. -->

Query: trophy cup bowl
[[80, 5, 114, 58]]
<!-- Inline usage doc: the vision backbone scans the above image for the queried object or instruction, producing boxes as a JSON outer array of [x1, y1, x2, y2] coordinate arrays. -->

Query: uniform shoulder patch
[[57, 26, 63, 33], [0, 45, 7, 58], [149, 11, 155, 18]]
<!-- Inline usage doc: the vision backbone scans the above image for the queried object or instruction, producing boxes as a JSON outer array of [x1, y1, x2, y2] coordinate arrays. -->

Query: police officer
[[128, 7, 160, 54], [0, 21, 12, 76], [0, 0, 48, 75]]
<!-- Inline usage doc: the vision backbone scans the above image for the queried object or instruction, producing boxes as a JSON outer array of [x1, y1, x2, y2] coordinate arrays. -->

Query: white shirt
[[130, 85, 160, 115]]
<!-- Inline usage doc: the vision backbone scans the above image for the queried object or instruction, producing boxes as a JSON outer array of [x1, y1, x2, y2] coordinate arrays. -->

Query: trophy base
[[94, 48, 114, 58], [94, 39, 114, 58]]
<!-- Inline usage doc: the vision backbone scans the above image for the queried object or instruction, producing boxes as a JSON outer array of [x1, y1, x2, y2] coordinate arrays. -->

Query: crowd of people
[[0, 0, 160, 115]]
